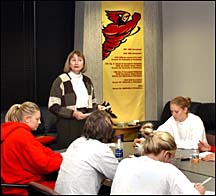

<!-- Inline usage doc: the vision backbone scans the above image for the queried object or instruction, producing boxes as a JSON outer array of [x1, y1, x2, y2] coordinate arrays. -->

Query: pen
[[180, 157, 190, 161], [200, 177, 212, 185]]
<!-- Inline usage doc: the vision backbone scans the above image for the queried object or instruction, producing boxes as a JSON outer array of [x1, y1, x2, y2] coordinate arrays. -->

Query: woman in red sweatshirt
[[1, 101, 63, 195]]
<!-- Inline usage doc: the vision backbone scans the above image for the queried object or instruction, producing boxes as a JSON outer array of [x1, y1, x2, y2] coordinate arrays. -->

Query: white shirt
[[111, 156, 200, 195], [157, 113, 207, 149], [55, 137, 119, 195], [68, 71, 89, 108]]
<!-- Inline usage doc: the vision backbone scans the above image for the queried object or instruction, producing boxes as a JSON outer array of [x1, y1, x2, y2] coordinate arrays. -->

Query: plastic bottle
[[115, 135, 123, 161], [191, 148, 200, 163]]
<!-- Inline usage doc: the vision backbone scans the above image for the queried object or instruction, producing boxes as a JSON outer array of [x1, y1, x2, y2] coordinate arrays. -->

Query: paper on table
[[205, 191, 215, 195], [199, 151, 214, 159]]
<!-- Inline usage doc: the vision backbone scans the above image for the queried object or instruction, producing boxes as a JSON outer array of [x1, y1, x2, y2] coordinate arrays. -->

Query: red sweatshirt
[[211, 145, 215, 152], [1, 122, 63, 195]]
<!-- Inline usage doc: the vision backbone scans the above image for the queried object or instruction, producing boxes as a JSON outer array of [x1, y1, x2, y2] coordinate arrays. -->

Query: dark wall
[[1, 1, 75, 110]]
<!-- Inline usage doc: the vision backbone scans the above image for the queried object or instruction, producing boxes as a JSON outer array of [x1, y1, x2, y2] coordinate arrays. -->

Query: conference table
[[171, 149, 215, 192], [106, 141, 215, 192], [112, 124, 141, 141], [56, 141, 215, 192]]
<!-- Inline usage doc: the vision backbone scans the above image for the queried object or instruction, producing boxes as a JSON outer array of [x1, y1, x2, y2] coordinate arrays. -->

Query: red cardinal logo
[[102, 10, 141, 60]]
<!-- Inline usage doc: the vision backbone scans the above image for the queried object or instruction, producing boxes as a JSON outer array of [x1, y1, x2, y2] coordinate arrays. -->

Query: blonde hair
[[63, 50, 87, 73], [140, 122, 154, 138], [142, 125, 177, 156], [170, 96, 191, 113], [5, 101, 40, 122]]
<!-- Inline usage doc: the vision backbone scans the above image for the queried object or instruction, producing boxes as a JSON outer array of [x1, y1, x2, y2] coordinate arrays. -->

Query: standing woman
[[48, 50, 103, 149], [1, 101, 63, 195]]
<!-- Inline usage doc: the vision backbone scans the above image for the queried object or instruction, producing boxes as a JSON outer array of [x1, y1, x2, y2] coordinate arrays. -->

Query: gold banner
[[102, 1, 145, 122]]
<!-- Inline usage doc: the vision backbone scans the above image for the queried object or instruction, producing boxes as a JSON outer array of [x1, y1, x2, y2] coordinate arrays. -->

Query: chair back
[[1, 183, 28, 195], [28, 181, 59, 195]]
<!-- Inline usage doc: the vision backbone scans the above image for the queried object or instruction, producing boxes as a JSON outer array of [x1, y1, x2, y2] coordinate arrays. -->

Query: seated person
[[198, 140, 215, 162], [133, 122, 153, 146], [54, 110, 119, 195], [111, 128, 205, 195], [1, 101, 63, 195], [156, 96, 207, 149]]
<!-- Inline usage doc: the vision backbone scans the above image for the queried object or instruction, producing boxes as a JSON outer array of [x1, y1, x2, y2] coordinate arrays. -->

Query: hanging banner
[[102, 1, 145, 122]]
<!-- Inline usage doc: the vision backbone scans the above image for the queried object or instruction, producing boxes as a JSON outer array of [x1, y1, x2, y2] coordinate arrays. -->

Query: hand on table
[[201, 153, 215, 162]]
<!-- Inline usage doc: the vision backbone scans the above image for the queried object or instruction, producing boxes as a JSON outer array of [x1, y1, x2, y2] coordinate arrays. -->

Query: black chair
[[28, 181, 59, 195], [1, 182, 59, 196], [140, 101, 202, 130], [1, 183, 28, 195]]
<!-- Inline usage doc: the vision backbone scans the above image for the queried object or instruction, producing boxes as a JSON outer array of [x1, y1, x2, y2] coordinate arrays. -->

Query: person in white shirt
[[111, 128, 205, 195], [55, 110, 119, 195], [157, 96, 207, 149]]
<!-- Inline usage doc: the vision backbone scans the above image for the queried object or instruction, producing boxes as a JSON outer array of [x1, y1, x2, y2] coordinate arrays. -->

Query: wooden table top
[[113, 124, 141, 130]]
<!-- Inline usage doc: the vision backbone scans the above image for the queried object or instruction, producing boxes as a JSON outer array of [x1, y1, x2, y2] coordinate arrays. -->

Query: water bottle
[[115, 135, 123, 161], [191, 148, 200, 163]]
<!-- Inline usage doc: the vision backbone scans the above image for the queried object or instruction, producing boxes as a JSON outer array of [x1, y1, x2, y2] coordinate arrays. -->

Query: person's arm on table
[[201, 153, 215, 162]]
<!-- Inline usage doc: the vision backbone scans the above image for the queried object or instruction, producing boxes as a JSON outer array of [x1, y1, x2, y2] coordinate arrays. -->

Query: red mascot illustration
[[102, 10, 141, 60]]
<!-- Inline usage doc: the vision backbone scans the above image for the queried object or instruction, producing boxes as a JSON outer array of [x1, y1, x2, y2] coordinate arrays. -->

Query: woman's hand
[[133, 138, 141, 147], [201, 153, 215, 162], [72, 111, 88, 120], [97, 104, 104, 110], [194, 183, 205, 195], [198, 140, 211, 152]]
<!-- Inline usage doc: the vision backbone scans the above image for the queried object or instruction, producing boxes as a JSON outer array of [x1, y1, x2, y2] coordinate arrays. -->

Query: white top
[[157, 113, 207, 149], [110, 156, 200, 195], [68, 71, 89, 108], [55, 137, 119, 195]]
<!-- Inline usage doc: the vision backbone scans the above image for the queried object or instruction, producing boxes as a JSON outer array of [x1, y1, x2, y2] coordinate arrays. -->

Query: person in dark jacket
[[1, 101, 63, 195], [48, 50, 105, 149]]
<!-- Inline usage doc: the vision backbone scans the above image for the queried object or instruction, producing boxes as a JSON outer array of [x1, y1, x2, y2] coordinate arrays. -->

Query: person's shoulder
[[82, 74, 92, 81], [162, 161, 180, 173], [58, 73, 71, 81], [91, 140, 115, 154], [50, 73, 71, 84], [11, 123, 34, 143], [117, 157, 133, 167], [188, 113, 202, 120], [162, 115, 175, 124]]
